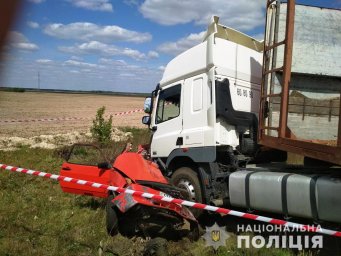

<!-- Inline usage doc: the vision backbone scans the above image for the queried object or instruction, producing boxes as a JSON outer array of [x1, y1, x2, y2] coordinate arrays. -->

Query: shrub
[[3, 87, 25, 92], [90, 106, 113, 146]]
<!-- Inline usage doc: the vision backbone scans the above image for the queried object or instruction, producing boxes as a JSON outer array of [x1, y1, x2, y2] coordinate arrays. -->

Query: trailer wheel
[[106, 194, 119, 236], [170, 167, 203, 217]]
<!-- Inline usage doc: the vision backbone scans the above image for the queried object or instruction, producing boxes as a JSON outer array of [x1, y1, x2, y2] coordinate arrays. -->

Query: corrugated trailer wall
[[278, 4, 341, 78], [269, 3, 341, 142]]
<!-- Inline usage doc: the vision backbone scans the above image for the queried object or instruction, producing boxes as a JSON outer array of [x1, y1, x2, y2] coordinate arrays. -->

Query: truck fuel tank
[[229, 170, 341, 224]]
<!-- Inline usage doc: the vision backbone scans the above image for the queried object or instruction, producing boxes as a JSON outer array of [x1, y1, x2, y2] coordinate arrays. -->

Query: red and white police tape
[[1, 163, 340, 238], [0, 108, 144, 123], [0, 117, 89, 123]]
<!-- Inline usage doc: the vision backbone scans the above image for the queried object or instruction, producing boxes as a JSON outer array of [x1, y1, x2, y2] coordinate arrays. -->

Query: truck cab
[[143, 16, 263, 207]]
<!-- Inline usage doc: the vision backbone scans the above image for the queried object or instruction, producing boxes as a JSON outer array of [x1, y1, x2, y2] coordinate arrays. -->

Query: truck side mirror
[[142, 115, 151, 125], [144, 97, 152, 114]]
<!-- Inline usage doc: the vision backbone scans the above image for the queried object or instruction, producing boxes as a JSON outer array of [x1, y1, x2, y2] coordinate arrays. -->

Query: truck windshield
[[156, 84, 181, 124]]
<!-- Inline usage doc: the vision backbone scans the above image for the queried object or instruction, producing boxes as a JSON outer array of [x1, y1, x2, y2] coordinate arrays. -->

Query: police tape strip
[[112, 108, 144, 116], [0, 117, 90, 123], [0, 163, 340, 238], [0, 109, 144, 123]]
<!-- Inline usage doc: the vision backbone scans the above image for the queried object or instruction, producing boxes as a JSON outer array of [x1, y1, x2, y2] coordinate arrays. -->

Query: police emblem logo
[[211, 230, 220, 242], [203, 222, 230, 250]]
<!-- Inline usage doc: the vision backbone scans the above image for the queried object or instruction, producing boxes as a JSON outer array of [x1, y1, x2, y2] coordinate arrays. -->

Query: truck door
[[181, 75, 206, 147], [59, 144, 111, 198], [151, 83, 183, 157]]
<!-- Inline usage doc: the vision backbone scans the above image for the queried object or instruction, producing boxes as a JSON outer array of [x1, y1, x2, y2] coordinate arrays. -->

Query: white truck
[[143, 16, 263, 205], [142, 5, 341, 225]]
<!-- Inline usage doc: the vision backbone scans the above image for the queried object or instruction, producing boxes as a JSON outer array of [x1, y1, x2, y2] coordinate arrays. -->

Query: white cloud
[[140, 0, 264, 31], [147, 50, 159, 58], [119, 73, 136, 77], [1, 56, 162, 92], [44, 22, 151, 43], [70, 55, 83, 61], [8, 31, 39, 51], [157, 31, 205, 56], [66, 0, 113, 12], [64, 59, 102, 68], [98, 58, 127, 66], [27, 0, 45, 3], [98, 58, 159, 77], [27, 21, 40, 29], [36, 59, 53, 64], [59, 41, 148, 60], [12, 43, 39, 51], [70, 70, 81, 74]]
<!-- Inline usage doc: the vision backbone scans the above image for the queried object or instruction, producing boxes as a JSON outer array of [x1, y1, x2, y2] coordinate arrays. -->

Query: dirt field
[[0, 91, 145, 138]]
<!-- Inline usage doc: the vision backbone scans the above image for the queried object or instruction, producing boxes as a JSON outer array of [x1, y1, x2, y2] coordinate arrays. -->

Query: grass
[[0, 128, 313, 256]]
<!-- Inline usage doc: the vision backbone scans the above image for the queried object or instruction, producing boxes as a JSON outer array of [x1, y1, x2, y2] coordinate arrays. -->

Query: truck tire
[[106, 194, 119, 236], [170, 167, 203, 217]]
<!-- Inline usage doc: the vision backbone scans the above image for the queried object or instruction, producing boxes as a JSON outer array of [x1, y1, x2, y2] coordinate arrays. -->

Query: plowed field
[[0, 91, 145, 138]]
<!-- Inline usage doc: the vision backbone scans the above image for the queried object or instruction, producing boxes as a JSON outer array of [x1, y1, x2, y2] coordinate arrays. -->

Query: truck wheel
[[170, 167, 203, 217], [106, 194, 119, 236]]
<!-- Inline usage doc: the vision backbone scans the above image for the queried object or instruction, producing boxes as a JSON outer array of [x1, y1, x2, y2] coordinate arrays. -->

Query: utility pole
[[38, 71, 40, 90]]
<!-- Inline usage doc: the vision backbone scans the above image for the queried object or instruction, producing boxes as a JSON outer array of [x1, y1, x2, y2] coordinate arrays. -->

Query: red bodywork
[[60, 151, 167, 198], [60, 161, 111, 198], [59, 145, 196, 223], [113, 152, 168, 184]]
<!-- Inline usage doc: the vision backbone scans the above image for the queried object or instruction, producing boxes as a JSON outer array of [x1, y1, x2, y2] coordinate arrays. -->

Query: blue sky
[[0, 0, 340, 93]]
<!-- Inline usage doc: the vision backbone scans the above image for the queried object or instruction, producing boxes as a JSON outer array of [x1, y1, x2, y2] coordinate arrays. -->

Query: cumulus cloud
[[36, 59, 53, 64], [44, 22, 151, 43], [98, 58, 127, 66], [1, 56, 162, 92], [59, 41, 147, 60], [8, 31, 39, 51], [140, 0, 264, 31], [27, 21, 40, 29], [66, 0, 113, 12], [70, 70, 81, 74], [64, 59, 103, 68], [147, 50, 159, 58], [158, 65, 165, 71], [70, 55, 83, 61], [157, 31, 205, 56], [98, 58, 158, 77]]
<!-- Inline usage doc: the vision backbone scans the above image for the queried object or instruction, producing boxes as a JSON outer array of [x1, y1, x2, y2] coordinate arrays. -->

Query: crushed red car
[[59, 143, 199, 239]]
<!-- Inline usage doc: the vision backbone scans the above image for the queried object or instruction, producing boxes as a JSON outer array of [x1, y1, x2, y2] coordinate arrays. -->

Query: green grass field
[[0, 128, 308, 256]]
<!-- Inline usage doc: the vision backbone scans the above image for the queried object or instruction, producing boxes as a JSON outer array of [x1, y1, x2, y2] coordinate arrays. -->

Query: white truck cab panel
[[181, 74, 208, 147], [149, 16, 262, 159]]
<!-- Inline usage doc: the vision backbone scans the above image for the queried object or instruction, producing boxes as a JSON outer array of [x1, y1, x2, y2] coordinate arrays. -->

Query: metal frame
[[259, 0, 341, 166]]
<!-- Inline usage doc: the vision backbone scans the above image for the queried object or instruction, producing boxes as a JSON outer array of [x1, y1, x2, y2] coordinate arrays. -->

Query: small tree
[[91, 106, 113, 146]]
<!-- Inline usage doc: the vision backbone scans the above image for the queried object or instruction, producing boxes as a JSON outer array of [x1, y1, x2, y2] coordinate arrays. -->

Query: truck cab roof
[[159, 16, 263, 87]]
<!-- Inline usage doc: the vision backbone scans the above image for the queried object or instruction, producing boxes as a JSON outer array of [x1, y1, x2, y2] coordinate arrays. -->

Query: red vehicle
[[59, 143, 198, 238]]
